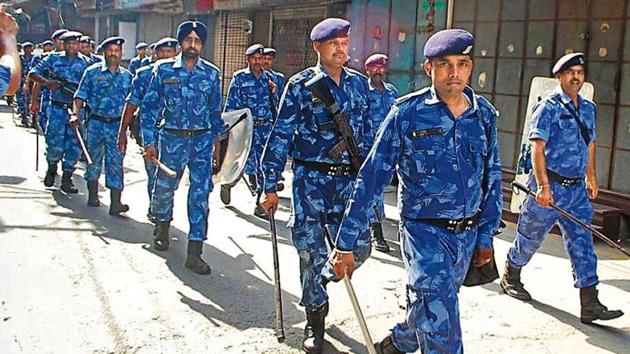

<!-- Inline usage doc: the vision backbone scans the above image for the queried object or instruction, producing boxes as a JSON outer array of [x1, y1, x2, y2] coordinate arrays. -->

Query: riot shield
[[213, 108, 253, 186]]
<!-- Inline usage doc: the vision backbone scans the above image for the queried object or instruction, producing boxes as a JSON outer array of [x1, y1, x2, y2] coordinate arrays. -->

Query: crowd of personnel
[[1, 6, 624, 353]]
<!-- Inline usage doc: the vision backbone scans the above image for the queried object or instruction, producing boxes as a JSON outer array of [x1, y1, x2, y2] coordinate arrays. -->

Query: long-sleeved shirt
[[335, 85, 503, 251], [74, 61, 133, 118]]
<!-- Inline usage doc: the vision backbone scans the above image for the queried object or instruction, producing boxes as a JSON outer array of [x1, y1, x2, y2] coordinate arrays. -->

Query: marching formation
[[3, 8, 626, 354]]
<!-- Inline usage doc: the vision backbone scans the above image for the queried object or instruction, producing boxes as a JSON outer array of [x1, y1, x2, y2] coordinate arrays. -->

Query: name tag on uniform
[[559, 114, 573, 120], [163, 78, 181, 84], [95, 76, 108, 81], [411, 127, 443, 139]]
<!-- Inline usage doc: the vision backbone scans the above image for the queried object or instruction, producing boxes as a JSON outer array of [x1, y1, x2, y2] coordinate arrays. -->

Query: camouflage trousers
[[391, 219, 477, 354], [368, 194, 385, 224], [151, 130, 215, 241], [84, 119, 124, 190], [45, 104, 81, 172], [38, 93, 50, 133], [145, 158, 157, 203], [507, 176, 598, 288], [290, 163, 372, 310], [244, 121, 272, 193], [16, 84, 27, 118]]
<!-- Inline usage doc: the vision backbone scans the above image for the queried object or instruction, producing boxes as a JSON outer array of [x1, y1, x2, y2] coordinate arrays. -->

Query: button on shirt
[[528, 87, 596, 179], [30, 52, 91, 104], [74, 62, 133, 118], [224, 67, 275, 121], [140, 54, 223, 147], [261, 65, 371, 193], [336, 86, 503, 250]]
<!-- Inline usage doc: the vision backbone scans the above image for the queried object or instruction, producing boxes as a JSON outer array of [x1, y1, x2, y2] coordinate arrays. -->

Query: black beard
[[183, 49, 199, 60]]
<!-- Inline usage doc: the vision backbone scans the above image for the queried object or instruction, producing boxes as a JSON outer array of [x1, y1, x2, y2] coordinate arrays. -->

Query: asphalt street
[[0, 104, 628, 353]]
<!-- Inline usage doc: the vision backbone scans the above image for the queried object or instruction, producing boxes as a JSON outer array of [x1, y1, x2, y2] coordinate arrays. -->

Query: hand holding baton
[[512, 181, 629, 257], [140, 147, 177, 178], [267, 208, 285, 342]]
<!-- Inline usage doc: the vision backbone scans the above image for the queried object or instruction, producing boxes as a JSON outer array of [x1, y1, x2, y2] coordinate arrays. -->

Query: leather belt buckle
[[446, 218, 475, 233], [327, 165, 350, 177]]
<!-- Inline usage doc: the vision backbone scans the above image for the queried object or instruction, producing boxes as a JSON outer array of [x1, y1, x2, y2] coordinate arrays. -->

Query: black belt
[[418, 213, 480, 233], [50, 100, 72, 109], [547, 169, 582, 187], [90, 114, 121, 123], [294, 159, 354, 177], [163, 128, 210, 137]]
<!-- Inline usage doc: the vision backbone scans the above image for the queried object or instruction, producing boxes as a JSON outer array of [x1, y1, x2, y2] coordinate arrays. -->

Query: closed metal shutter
[[213, 11, 252, 97]]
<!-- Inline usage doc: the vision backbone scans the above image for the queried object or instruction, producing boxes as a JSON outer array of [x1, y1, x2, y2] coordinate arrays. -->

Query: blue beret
[[155, 37, 178, 50], [176, 21, 208, 45], [552, 52, 585, 75], [80, 36, 91, 43], [22, 41, 34, 48], [245, 43, 264, 56], [310, 18, 351, 42], [51, 29, 68, 40], [60, 31, 83, 42], [135, 42, 148, 50], [424, 29, 474, 59], [149, 43, 157, 50], [100, 36, 125, 50], [365, 53, 388, 67], [41, 40, 53, 46], [263, 47, 276, 56]]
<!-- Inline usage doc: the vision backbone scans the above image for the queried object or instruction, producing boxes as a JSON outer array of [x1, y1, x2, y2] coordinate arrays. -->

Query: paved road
[[0, 104, 628, 353]]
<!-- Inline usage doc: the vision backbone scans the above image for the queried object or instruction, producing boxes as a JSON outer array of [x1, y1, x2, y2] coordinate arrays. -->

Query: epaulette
[[345, 67, 367, 80], [288, 67, 317, 85], [199, 58, 220, 73], [476, 94, 499, 117], [395, 86, 430, 105]]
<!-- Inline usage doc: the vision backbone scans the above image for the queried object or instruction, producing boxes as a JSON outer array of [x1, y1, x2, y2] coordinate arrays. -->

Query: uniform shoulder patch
[[476, 94, 499, 117], [345, 67, 367, 80], [395, 87, 430, 105], [200, 58, 220, 73], [289, 67, 316, 85]]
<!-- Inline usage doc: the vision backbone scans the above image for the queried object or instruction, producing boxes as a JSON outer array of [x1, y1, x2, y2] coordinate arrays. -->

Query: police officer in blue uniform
[[139, 44, 155, 68], [364, 53, 398, 253], [118, 37, 178, 221], [30, 31, 91, 193], [71, 36, 133, 215], [500, 53, 623, 324], [128, 42, 148, 75], [141, 21, 223, 275], [80, 35, 102, 65], [329, 29, 503, 354], [262, 47, 286, 95], [258, 18, 373, 353], [28, 31, 65, 133], [17, 41, 34, 126], [224, 43, 280, 217]]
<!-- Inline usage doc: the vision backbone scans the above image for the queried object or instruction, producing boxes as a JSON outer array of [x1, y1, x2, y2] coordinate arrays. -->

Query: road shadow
[[600, 278, 630, 293]]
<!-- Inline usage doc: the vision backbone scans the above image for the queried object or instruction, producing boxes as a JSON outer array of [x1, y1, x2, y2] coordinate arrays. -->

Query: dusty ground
[[0, 104, 628, 353]]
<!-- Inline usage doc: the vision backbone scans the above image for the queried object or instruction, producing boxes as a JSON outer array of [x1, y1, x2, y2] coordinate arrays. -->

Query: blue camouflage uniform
[[224, 66, 277, 191], [261, 64, 373, 310], [140, 53, 223, 241], [75, 60, 133, 190], [507, 86, 598, 288], [270, 70, 286, 96], [31, 51, 91, 172], [29, 52, 51, 131], [128, 56, 143, 75], [127, 63, 157, 201], [366, 77, 398, 223], [17, 52, 34, 119], [336, 84, 503, 352], [0, 63, 9, 96], [140, 56, 152, 68]]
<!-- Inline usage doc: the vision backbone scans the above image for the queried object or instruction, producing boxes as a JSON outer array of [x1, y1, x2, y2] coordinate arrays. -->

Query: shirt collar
[[554, 85, 584, 107], [316, 63, 351, 82], [171, 53, 203, 70], [424, 85, 479, 112], [99, 60, 122, 73]]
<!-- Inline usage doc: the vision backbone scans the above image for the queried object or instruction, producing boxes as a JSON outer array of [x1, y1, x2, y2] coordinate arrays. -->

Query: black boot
[[375, 334, 404, 354], [220, 184, 231, 205], [60, 171, 78, 194], [372, 222, 390, 253], [248, 174, 257, 191], [44, 163, 57, 187], [152, 221, 170, 251], [302, 303, 328, 353], [500, 260, 531, 301], [109, 189, 129, 215], [580, 285, 624, 324], [87, 180, 100, 207], [185, 240, 211, 275]]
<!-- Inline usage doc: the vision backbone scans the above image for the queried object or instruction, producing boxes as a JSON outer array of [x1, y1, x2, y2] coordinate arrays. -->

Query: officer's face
[[43, 44, 53, 52], [247, 53, 264, 71], [263, 55, 274, 70], [63, 39, 80, 56], [54, 38, 63, 51], [181, 31, 203, 59], [314, 37, 349, 68], [137, 48, 147, 57], [104, 44, 122, 66], [366, 64, 387, 80], [425, 55, 473, 96], [24, 46, 33, 56], [156, 47, 177, 60], [556, 65, 585, 96], [80, 42, 91, 55]]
